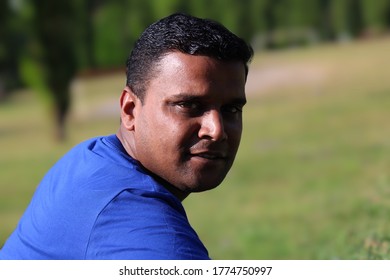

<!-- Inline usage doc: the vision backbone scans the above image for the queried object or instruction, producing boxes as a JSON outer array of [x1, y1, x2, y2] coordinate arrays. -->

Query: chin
[[187, 177, 225, 193]]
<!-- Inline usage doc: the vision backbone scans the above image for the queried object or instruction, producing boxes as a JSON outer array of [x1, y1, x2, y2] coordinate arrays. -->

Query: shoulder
[[85, 189, 210, 260]]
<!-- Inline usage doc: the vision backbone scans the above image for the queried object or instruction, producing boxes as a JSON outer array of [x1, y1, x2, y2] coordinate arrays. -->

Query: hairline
[[128, 50, 249, 104]]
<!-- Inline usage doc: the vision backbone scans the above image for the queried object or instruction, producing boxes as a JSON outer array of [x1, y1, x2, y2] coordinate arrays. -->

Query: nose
[[198, 109, 227, 141]]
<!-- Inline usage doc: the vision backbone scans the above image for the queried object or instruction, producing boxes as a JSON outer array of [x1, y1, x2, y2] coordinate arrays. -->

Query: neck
[[116, 129, 189, 202], [153, 176, 190, 202]]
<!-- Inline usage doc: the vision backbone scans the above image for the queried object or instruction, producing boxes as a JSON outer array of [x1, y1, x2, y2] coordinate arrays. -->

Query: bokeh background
[[1, 0, 390, 259]]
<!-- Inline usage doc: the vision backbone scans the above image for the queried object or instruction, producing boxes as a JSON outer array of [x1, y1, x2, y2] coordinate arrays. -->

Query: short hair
[[126, 13, 254, 102]]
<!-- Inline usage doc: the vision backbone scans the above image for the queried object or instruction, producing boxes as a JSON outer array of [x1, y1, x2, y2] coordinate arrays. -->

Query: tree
[[0, 0, 10, 100], [30, 0, 79, 141], [0, 0, 26, 100]]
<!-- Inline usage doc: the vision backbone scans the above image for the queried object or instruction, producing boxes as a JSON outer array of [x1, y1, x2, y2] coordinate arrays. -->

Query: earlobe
[[120, 86, 137, 131]]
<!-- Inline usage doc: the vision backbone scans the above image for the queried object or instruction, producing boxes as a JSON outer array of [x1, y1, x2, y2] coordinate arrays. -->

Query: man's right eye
[[177, 102, 200, 110], [174, 101, 205, 117]]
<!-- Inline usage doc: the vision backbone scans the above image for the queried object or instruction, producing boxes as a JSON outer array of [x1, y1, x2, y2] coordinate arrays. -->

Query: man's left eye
[[223, 105, 243, 114]]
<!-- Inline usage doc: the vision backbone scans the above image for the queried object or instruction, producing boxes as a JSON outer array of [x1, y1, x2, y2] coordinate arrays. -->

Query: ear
[[119, 86, 139, 131]]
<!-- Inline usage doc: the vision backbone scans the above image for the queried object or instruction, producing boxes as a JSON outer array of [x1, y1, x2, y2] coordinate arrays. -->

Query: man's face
[[126, 52, 246, 195]]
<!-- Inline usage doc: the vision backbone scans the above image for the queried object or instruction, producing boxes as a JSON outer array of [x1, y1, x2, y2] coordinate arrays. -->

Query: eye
[[177, 101, 200, 110], [173, 101, 205, 117], [222, 104, 243, 114]]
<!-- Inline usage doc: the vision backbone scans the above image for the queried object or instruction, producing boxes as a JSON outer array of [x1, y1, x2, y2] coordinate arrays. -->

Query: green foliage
[[19, 54, 51, 106], [3, 0, 390, 87], [361, 0, 390, 34], [94, 2, 129, 67], [75, 0, 390, 67], [0, 0, 33, 94]]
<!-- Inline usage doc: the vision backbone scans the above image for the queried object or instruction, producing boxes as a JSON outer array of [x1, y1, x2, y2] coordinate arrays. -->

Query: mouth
[[190, 151, 227, 161]]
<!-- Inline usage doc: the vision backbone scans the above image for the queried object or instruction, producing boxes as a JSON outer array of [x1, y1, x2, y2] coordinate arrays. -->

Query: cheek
[[164, 123, 195, 151], [159, 111, 200, 147], [226, 121, 243, 143]]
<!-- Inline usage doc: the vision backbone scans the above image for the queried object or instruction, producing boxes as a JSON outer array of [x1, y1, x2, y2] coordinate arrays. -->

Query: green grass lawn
[[1, 37, 390, 259]]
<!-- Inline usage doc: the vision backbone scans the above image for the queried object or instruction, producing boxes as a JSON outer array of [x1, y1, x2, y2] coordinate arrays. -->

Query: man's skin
[[117, 51, 247, 201]]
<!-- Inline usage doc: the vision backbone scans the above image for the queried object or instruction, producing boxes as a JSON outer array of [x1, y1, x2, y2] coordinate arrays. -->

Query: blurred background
[[1, 0, 390, 259]]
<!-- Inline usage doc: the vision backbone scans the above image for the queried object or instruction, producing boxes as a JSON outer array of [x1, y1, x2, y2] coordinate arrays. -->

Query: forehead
[[158, 51, 245, 79], [146, 52, 246, 101]]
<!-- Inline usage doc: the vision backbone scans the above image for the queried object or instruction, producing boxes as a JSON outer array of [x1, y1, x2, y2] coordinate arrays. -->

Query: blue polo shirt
[[0, 135, 209, 259]]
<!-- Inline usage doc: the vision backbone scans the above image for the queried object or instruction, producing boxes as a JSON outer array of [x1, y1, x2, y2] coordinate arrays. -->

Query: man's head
[[118, 13, 253, 200], [126, 13, 253, 102]]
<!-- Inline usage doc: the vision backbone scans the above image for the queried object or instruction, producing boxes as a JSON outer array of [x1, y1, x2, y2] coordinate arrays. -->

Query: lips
[[190, 151, 227, 160]]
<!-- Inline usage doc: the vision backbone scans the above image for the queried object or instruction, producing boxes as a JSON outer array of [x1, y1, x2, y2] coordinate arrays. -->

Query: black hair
[[126, 13, 253, 101]]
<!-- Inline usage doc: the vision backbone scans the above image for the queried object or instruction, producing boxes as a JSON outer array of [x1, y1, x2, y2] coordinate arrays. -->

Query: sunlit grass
[[1, 37, 390, 259]]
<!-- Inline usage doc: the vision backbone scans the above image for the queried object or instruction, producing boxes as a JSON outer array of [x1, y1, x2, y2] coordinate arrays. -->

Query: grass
[[1, 37, 390, 259]]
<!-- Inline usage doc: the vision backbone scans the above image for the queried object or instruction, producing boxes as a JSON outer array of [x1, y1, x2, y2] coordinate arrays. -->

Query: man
[[0, 13, 253, 259]]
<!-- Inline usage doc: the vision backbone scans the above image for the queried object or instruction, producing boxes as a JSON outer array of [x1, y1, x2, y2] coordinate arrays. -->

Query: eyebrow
[[169, 93, 201, 101], [170, 93, 247, 105]]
